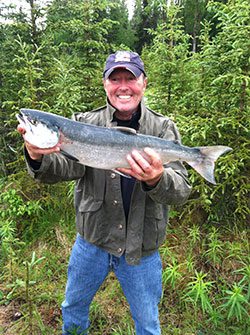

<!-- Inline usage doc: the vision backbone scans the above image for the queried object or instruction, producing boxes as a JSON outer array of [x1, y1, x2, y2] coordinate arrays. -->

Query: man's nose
[[119, 79, 130, 89]]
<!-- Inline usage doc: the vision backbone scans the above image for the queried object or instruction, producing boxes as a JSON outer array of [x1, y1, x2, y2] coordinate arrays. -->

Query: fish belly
[[61, 141, 132, 170]]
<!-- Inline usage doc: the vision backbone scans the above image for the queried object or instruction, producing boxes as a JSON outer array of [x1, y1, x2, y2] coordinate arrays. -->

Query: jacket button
[[110, 172, 116, 179], [113, 200, 118, 205], [117, 248, 122, 253]]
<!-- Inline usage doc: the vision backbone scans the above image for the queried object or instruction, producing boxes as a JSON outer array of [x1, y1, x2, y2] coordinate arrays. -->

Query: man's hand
[[17, 125, 61, 161], [117, 147, 164, 187]]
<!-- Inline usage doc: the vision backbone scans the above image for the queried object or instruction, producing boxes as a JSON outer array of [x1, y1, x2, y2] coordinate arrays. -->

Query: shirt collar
[[106, 98, 147, 129]]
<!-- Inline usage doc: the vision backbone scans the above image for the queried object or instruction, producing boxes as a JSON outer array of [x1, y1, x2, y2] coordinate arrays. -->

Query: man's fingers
[[117, 148, 164, 185], [117, 167, 133, 177], [144, 147, 162, 168], [129, 150, 151, 174], [17, 125, 26, 135]]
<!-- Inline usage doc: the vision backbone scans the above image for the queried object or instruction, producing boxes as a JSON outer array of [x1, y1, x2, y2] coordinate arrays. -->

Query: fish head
[[17, 109, 60, 148]]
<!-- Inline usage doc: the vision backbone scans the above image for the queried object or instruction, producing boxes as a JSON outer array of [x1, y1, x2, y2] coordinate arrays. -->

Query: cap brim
[[104, 65, 142, 79]]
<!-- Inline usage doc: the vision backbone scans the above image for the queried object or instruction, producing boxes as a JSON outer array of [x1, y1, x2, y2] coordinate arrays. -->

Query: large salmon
[[17, 109, 232, 184]]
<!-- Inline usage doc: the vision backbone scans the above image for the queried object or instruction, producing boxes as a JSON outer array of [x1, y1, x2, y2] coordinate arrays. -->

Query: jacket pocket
[[142, 203, 167, 251], [77, 196, 104, 243], [75, 169, 106, 242], [75, 168, 105, 213], [79, 195, 103, 212]]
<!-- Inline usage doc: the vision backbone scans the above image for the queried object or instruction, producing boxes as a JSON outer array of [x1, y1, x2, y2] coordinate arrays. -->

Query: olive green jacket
[[25, 101, 191, 265]]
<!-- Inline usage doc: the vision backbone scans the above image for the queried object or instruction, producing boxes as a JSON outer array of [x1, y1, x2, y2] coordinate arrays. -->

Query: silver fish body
[[17, 109, 232, 184]]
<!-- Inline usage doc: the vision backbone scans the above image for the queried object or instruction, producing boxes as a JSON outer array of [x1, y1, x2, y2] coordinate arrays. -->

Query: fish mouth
[[16, 112, 30, 129], [16, 112, 33, 127], [16, 111, 34, 124], [17, 112, 42, 127], [16, 112, 25, 123], [16, 112, 36, 135]]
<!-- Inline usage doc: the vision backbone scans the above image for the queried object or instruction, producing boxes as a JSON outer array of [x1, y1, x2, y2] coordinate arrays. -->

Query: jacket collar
[[105, 100, 116, 127], [138, 98, 149, 134]]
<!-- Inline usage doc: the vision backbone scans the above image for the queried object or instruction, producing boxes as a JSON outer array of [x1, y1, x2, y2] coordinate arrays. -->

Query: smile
[[117, 95, 131, 100]]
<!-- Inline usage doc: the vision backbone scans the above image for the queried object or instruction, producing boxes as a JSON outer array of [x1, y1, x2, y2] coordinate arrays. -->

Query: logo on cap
[[115, 51, 131, 63]]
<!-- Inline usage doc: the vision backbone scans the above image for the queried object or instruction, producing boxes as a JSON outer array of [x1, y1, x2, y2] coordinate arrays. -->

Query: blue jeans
[[62, 234, 162, 335]]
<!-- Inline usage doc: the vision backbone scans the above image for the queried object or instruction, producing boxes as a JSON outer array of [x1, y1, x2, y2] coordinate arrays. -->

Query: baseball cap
[[103, 51, 146, 79]]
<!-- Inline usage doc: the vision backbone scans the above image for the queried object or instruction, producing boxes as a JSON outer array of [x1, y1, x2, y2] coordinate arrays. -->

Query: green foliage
[[162, 256, 182, 289], [188, 224, 201, 246], [158, 221, 250, 334], [25, 252, 46, 333], [47, 58, 84, 117], [106, 0, 136, 49], [111, 324, 134, 335], [0, 179, 41, 275], [131, 0, 162, 53], [43, 0, 115, 109], [220, 283, 249, 322], [143, 3, 191, 112], [183, 270, 214, 314], [12, 36, 45, 108], [183, 0, 208, 52], [4, 252, 47, 335], [204, 226, 223, 266], [234, 261, 250, 300]]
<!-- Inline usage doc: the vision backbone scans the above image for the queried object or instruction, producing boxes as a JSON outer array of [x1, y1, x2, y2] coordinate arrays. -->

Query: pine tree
[[106, 0, 136, 49]]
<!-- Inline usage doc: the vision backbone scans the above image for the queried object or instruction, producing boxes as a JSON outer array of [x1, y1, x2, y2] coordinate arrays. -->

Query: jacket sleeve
[[141, 119, 192, 205], [24, 148, 86, 184]]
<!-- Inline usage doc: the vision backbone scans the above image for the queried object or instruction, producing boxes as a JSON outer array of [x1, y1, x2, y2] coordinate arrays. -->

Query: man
[[18, 51, 191, 335]]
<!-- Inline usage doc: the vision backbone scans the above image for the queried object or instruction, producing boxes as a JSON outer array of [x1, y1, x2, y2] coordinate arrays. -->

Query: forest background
[[0, 0, 249, 334]]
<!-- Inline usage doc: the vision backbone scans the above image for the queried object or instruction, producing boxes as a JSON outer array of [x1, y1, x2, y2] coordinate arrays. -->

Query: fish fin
[[113, 126, 137, 135], [60, 149, 79, 162], [187, 146, 232, 184], [112, 169, 132, 178]]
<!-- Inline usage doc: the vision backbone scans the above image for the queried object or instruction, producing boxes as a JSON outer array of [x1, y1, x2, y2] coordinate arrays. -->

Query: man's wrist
[[25, 145, 43, 162], [29, 154, 43, 162], [24, 146, 43, 170], [145, 175, 162, 187]]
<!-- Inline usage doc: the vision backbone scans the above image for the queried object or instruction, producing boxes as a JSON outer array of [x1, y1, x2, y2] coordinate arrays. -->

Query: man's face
[[103, 68, 147, 115]]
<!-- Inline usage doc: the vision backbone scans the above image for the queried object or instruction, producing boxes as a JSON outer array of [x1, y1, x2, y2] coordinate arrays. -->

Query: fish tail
[[188, 146, 232, 184]]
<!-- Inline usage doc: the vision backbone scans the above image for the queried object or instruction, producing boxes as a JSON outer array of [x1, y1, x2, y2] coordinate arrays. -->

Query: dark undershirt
[[112, 110, 141, 221]]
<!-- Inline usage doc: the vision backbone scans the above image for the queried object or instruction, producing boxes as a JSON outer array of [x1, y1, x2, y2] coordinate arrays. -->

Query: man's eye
[[127, 75, 136, 81]]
